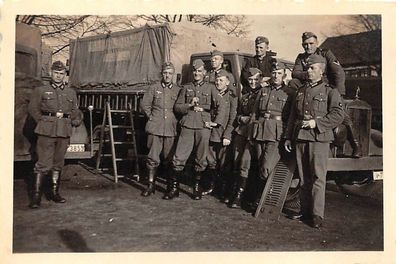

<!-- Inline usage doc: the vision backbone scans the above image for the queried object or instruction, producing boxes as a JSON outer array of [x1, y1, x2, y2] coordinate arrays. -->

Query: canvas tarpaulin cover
[[69, 24, 173, 89]]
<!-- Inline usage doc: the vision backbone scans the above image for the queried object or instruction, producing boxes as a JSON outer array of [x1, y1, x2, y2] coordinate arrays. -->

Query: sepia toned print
[[12, 14, 383, 253]]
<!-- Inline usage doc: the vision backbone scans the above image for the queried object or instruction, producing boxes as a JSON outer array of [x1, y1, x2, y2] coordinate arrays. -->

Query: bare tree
[[332, 15, 381, 35]]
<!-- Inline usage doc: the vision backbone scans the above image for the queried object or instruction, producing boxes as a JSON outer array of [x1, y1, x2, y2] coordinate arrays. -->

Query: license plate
[[373, 171, 383, 181], [67, 144, 85, 152]]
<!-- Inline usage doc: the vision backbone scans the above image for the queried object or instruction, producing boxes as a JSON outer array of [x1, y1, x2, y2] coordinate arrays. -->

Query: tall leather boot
[[229, 177, 247, 208], [192, 171, 203, 200], [163, 169, 180, 200], [29, 172, 45, 209], [49, 170, 66, 203], [346, 124, 362, 158], [201, 168, 217, 196], [141, 167, 157, 197]]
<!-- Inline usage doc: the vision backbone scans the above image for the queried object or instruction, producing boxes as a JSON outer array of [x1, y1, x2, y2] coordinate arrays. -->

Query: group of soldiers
[[27, 31, 361, 229]]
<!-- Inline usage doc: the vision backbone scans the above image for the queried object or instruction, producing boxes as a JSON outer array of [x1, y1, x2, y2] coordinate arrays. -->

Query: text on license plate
[[373, 171, 383, 181], [67, 144, 85, 152]]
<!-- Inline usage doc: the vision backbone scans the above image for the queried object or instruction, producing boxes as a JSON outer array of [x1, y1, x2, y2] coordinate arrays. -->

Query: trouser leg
[[310, 142, 329, 219], [172, 128, 195, 171], [295, 142, 313, 217]]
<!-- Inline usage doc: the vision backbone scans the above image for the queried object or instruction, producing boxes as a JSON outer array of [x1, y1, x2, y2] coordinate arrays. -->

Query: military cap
[[162, 61, 175, 71], [255, 36, 269, 45], [51, 60, 66, 71], [211, 50, 223, 58], [192, 59, 205, 70], [306, 54, 326, 65], [215, 69, 230, 79], [302, 31, 317, 41], [271, 60, 286, 71], [248, 67, 262, 77]]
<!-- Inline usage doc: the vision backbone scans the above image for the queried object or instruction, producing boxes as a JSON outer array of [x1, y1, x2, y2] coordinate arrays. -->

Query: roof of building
[[320, 30, 381, 67]]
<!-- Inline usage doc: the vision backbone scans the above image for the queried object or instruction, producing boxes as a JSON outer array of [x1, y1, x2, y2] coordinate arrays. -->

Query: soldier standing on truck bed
[[140, 62, 181, 197], [241, 36, 275, 93], [289, 31, 361, 158], [203, 69, 238, 197], [165, 59, 227, 200], [284, 54, 344, 228], [28, 61, 82, 209], [248, 60, 295, 210], [229, 67, 263, 208]]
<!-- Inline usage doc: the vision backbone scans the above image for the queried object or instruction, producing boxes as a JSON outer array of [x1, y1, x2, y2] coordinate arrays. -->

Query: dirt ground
[[12, 162, 383, 252]]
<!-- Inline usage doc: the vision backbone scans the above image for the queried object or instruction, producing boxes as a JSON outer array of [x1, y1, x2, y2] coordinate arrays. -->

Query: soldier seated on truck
[[139, 62, 181, 197], [203, 69, 237, 198], [166, 59, 227, 201], [289, 31, 361, 158]]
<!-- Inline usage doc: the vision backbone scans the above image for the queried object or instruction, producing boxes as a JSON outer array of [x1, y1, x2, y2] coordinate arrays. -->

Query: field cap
[[162, 61, 175, 71], [302, 32, 318, 41], [192, 59, 205, 70], [255, 36, 269, 45], [51, 61, 66, 71]]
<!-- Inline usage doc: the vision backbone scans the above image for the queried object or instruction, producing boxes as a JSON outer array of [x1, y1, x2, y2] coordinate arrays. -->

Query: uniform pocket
[[313, 94, 327, 112]]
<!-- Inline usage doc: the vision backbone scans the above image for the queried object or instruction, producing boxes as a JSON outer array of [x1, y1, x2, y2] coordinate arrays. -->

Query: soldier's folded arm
[[174, 87, 192, 115], [315, 89, 345, 134]]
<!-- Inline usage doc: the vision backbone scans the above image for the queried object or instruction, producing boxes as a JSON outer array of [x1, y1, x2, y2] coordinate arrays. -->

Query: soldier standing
[[289, 31, 361, 157], [229, 68, 263, 208], [28, 61, 82, 209], [284, 54, 344, 228], [165, 59, 227, 200], [241, 36, 275, 92], [140, 62, 181, 197], [206, 50, 236, 91], [249, 60, 295, 209], [204, 69, 238, 197]]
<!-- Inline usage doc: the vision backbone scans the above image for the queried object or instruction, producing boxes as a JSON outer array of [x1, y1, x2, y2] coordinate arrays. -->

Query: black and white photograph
[[1, 1, 395, 263]]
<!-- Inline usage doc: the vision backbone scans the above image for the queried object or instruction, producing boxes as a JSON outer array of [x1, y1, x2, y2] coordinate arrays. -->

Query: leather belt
[[42, 111, 70, 118], [258, 113, 282, 121]]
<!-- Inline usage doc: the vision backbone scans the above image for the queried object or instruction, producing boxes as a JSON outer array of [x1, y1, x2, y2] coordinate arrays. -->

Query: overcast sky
[[246, 15, 350, 61]]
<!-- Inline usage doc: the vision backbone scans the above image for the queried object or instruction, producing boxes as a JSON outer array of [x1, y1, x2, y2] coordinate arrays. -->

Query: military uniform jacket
[[292, 48, 346, 95], [233, 88, 261, 137], [140, 82, 181, 137], [210, 89, 238, 142], [28, 83, 79, 138], [252, 83, 294, 142], [174, 81, 227, 129], [285, 81, 344, 142]]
